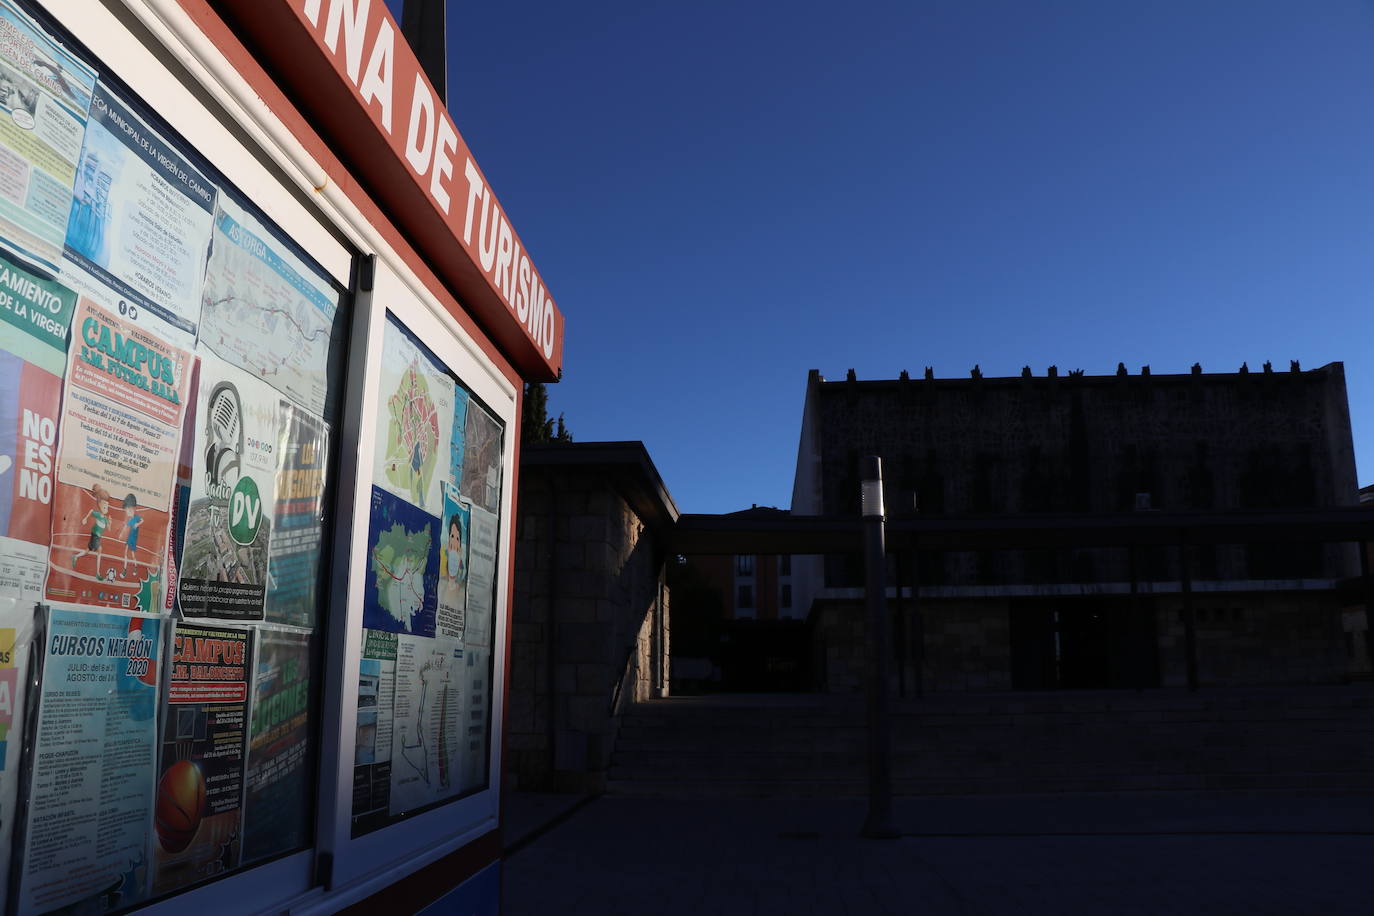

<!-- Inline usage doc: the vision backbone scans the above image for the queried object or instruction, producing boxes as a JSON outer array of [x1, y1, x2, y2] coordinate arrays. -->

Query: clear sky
[[436, 0, 1374, 514]]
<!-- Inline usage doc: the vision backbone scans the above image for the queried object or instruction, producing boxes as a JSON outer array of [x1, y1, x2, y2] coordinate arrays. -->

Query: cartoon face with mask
[[445, 515, 465, 582]]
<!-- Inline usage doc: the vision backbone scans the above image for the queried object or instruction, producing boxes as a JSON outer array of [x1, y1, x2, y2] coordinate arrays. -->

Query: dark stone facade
[[793, 364, 1363, 690]]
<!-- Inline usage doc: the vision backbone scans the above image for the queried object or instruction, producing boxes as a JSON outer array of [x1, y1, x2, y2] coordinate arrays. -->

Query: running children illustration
[[118, 493, 143, 579], [70, 484, 112, 580]]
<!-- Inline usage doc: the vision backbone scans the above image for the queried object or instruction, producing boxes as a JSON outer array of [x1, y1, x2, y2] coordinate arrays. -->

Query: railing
[[608, 640, 638, 716]]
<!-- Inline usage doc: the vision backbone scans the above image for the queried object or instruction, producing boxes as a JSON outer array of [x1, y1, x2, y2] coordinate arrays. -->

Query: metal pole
[[1361, 541, 1373, 672], [1179, 535, 1199, 692], [911, 547, 924, 699], [894, 549, 907, 698], [861, 456, 897, 838], [1128, 545, 1143, 690]]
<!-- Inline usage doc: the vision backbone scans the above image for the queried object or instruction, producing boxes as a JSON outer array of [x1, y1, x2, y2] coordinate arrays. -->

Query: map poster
[[46, 297, 191, 612], [179, 352, 280, 621], [351, 628, 396, 834], [242, 629, 311, 864], [60, 81, 216, 348], [198, 195, 340, 417], [0, 247, 76, 375], [153, 621, 252, 895], [448, 384, 468, 487], [0, 597, 35, 907], [0, 343, 59, 604], [458, 646, 490, 794], [388, 634, 463, 815], [437, 484, 469, 642], [264, 401, 328, 629], [458, 397, 503, 515], [0, 0, 97, 273], [363, 485, 438, 638], [372, 313, 454, 518], [17, 607, 160, 916], [464, 505, 499, 649]]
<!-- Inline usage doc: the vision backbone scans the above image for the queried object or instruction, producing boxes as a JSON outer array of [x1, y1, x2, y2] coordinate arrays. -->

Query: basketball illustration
[[155, 760, 205, 852]]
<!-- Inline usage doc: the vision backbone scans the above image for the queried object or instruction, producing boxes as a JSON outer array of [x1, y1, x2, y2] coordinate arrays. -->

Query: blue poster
[[363, 485, 439, 637], [18, 608, 161, 916]]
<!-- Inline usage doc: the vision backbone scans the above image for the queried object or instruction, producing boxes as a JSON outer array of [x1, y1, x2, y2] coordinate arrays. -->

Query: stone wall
[[812, 590, 1351, 693], [506, 462, 669, 792], [812, 597, 1011, 694], [1156, 591, 1347, 686]]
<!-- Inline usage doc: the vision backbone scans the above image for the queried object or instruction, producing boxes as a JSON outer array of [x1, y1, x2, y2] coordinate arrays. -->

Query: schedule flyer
[[60, 81, 216, 348], [17, 607, 161, 916]]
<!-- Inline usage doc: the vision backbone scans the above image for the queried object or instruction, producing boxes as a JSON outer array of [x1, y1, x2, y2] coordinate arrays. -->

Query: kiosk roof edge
[[209, 0, 565, 381]]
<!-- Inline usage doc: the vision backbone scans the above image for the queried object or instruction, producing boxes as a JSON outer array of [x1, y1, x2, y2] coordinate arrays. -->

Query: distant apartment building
[[789, 362, 1364, 691], [691, 506, 801, 621]]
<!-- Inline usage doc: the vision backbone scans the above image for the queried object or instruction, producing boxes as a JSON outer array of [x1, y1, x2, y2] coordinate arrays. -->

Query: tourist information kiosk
[[0, 0, 563, 912]]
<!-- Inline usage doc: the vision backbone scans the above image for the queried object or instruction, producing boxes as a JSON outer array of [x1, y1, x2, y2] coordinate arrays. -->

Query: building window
[[779, 555, 791, 576], [737, 555, 754, 575], [781, 584, 792, 608], [737, 584, 754, 608]]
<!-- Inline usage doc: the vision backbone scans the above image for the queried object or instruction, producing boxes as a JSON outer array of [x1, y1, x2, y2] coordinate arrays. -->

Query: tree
[[522, 381, 551, 444], [522, 382, 573, 444]]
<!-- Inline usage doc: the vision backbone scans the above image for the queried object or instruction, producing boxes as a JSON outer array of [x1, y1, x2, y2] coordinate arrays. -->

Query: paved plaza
[[503, 791, 1374, 914]]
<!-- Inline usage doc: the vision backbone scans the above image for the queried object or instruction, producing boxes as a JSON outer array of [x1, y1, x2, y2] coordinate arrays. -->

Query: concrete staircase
[[606, 687, 1374, 797]]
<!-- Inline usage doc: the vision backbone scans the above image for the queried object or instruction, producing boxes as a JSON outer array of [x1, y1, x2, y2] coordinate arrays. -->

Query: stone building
[[505, 442, 677, 791], [790, 363, 1364, 691]]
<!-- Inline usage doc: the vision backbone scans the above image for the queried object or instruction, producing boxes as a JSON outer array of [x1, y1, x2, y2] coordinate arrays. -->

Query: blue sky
[[433, 1, 1374, 513]]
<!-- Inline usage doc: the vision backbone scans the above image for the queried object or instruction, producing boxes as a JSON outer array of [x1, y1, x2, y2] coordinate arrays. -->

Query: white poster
[[387, 634, 462, 815], [198, 196, 339, 416], [372, 315, 454, 517], [60, 82, 215, 348], [464, 505, 499, 649], [179, 351, 280, 621], [457, 646, 489, 793]]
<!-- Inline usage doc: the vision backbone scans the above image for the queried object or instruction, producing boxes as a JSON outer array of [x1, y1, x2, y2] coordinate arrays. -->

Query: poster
[[0, 598, 34, 907], [0, 343, 60, 604], [60, 81, 215, 347], [458, 646, 489, 793], [264, 401, 328, 629], [437, 484, 469, 642], [46, 297, 191, 611], [457, 399, 502, 515], [198, 196, 339, 417], [0, 246, 76, 374], [0, 0, 97, 272], [464, 505, 499, 649], [387, 634, 462, 815], [179, 352, 280, 621], [363, 485, 438, 638], [17, 608, 160, 916], [242, 629, 310, 864], [154, 621, 252, 894], [351, 628, 395, 833], [372, 315, 454, 517]]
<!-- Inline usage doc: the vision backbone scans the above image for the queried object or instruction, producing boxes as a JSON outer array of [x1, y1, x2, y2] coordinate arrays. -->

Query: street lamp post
[[861, 456, 898, 838]]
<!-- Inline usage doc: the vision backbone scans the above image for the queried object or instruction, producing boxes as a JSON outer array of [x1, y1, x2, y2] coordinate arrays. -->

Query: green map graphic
[[371, 522, 431, 629], [383, 361, 441, 506]]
